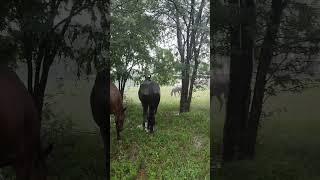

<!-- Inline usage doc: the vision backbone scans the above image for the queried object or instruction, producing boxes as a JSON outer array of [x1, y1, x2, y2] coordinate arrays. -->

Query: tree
[[154, 0, 210, 112], [151, 47, 180, 85], [222, 0, 256, 161], [214, 0, 320, 161], [2, 0, 111, 176], [245, 0, 320, 158], [3, 0, 105, 120], [111, 0, 160, 97]]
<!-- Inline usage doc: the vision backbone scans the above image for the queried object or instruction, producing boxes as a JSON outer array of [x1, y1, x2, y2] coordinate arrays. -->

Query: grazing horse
[[90, 70, 108, 177], [91, 79, 126, 140], [109, 82, 126, 139], [138, 75, 160, 133], [170, 86, 181, 96], [212, 73, 229, 111], [0, 66, 50, 180], [90, 71, 127, 174]]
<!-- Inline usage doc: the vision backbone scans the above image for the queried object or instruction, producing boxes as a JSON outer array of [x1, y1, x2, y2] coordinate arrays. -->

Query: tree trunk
[[174, 0, 206, 113], [222, 21, 242, 161], [237, 0, 256, 159], [223, 0, 255, 161], [33, 52, 55, 122], [120, 78, 127, 99], [246, 0, 286, 159], [27, 59, 33, 94], [210, 10, 215, 174], [180, 68, 190, 112], [24, 35, 34, 94]]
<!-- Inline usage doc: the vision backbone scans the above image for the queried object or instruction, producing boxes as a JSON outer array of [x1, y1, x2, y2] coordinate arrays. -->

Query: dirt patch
[[129, 143, 140, 162]]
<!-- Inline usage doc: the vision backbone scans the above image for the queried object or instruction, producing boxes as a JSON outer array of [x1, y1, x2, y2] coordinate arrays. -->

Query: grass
[[212, 87, 320, 180], [110, 86, 210, 179], [12, 66, 210, 179]]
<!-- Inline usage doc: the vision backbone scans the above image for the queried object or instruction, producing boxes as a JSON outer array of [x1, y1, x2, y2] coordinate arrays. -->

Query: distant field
[[111, 86, 210, 179], [212, 87, 320, 180]]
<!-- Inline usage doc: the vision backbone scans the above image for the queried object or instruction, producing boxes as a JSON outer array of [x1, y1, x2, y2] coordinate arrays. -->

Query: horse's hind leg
[[148, 107, 156, 133], [142, 104, 148, 129], [150, 95, 160, 133], [154, 95, 160, 115]]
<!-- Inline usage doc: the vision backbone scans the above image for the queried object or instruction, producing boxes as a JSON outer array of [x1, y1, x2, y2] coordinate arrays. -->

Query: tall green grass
[[111, 86, 210, 179]]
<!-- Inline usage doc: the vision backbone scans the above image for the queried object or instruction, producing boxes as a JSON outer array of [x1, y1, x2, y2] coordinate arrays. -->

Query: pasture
[[110, 86, 210, 179], [212, 87, 320, 180], [0, 75, 210, 179]]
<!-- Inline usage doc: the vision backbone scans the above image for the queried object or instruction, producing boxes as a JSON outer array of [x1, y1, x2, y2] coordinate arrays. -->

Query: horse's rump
[[0, 66, 46, 179], [139, 81, 160, 97], [110, 82, 123, 114]]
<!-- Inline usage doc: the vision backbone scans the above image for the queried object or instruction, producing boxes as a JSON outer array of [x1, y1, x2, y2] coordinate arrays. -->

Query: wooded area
[[213, 0, 320, 179]]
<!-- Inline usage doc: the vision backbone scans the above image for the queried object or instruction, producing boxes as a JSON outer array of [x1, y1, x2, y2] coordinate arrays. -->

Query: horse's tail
[[171, 89, 173, 96]]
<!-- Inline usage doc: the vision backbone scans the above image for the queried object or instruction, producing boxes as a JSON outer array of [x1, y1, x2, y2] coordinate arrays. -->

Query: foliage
[[151, 0, 210, 112], [213, 1, 320, 100], [110, 0, 161, 91], [150, 47, 179, 85], [0, 0, 108, 117], [263, 1, 320, 99]]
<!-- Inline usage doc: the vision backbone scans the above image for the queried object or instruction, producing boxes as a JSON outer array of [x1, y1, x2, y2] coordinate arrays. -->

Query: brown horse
[[90, 71, 126, 177], [0, 66, 50, 180], [90, 74, 126, 141], [110, 82, 126, 139]]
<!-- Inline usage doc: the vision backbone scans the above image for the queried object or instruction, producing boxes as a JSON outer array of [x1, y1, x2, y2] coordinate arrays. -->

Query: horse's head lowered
[[116, 106, 127, 132]]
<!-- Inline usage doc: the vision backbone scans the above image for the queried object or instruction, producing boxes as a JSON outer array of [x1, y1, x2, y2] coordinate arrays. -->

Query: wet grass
[[110, 86, 210, 179]]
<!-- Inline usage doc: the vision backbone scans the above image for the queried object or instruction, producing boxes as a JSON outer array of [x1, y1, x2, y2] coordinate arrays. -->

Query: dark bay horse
[[138, 76, 160, 133], [170, 86, 181, 97], [0, 66, 49, 180], [212, 73, 229, 111]]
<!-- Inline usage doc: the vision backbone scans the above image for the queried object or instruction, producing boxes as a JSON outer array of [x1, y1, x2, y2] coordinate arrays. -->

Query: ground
[[110, 86, 210, 179], [212, 87, 320, 180]]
